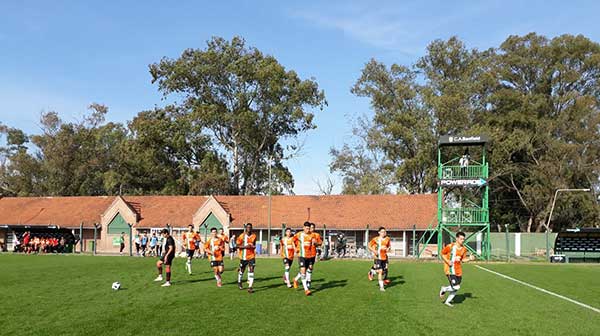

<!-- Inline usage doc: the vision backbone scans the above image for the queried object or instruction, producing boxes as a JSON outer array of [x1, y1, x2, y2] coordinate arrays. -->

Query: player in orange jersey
[[368, 227, 391, 291], [182, 224, 200, 275], [217, 228, 230, 256], [292, 222, 317, 296], [280, 228, 297, 288], [236, 223, 257, 293], [439, 231, 475, 307], [204, 227, 225, 287]]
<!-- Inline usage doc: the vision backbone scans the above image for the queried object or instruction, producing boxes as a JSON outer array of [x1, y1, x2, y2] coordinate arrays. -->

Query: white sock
[[238, 272, 243, 283], [294, 272, 302, 281], [379, 280, 384, 289], [442, 286, 453, 292], [215, 274, 219, 281], [301, 274, 308, 291], [187, 260, 192, 274], [446, 290, 457, 303], [284, 270, 290, 283], [306, 270, 312, 283], [248, 273, 254, 287]]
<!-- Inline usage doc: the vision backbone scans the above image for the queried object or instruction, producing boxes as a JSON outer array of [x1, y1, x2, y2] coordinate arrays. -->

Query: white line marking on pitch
[[475, 265, 600, 314]]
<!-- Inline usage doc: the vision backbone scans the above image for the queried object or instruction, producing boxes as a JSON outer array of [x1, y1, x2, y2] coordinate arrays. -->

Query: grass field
[[1, 254, 599, 336]]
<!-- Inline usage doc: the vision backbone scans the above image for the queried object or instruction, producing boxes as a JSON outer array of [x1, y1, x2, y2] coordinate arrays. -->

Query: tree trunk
[[526, 216, 533, 233]]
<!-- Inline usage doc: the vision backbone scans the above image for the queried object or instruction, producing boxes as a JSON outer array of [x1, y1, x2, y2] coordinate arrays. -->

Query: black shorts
[[299, 257, 315, 268], [373, 259, 388, 270], [239, 259, 256, 269], [210, 260, 224, 268], [283, 258, 293, 267], [141, 245, 147, 250], [186, 249, 195, 258], [447, 275, 462, 289], [160, 254, 174, 266]]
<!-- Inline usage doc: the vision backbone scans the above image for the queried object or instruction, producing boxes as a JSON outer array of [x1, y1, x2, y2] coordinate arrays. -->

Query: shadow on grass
[[253, 282, 289, 292], [316, 279, 348, 291], [224, 275, 283, 286], [176, 277, 216, 284], [452, 292, 475, 304], [385, 275, 405, 288]]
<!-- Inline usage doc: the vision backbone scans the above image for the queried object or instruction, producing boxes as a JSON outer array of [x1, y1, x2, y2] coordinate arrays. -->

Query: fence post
[[545, 227, 550, 262], [79, 222, 83, 253], [504, 224, 510, 262], [323, 224, 328, 259], [128, 223, 133, 257], [412, 224, 416, 257], [403, 231, 407, 258], [93, 223, 98, 256]]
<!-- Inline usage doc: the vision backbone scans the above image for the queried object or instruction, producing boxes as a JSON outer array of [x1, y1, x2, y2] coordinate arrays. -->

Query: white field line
[[475, 265, 600, 314]]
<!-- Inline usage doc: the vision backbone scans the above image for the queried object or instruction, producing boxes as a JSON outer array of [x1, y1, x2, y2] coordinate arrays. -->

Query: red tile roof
[[121, 196, 207, 228], [215, 194, 437, 230], [0, 196, 114, 228], [0, 194, 437, 230]]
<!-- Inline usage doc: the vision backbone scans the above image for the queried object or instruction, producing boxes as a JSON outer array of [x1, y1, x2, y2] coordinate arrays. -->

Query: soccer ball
[[111, 282, 121, 290]]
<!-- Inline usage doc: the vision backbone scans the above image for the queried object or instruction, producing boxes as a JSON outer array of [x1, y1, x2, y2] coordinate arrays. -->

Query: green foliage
[[149, 36, 326, 194], [334, 33, 600, 230], [1, 36, 324, 197]]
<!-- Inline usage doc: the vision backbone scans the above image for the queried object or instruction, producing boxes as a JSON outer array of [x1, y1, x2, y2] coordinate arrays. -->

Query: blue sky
[[1, 0, 598, 194]]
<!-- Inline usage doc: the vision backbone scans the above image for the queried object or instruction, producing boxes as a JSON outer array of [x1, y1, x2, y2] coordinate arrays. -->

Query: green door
[[108, 213, 129, 234], [199, 213, 223, 241]]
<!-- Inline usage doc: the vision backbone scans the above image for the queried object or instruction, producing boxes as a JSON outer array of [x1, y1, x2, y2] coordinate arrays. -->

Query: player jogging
[[293, 222, 317, 296], [367, 227, 391, 292], [217, 228, 230, 257], [204, 227, 225, 287], [154, 229, 175, 287], [439, 231, 475, 307], [236, 223, 257, 294], [182, 224, 200, 275], [280, 228, 296, 288]]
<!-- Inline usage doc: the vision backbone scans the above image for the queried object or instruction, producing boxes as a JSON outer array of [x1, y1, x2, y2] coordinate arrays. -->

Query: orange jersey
[[442, 243, 468, 276], [294, 232, 316, 258], [236, 232, 257, 260], [182, 232, 200, 250], [280, 236, 297, 259], [369, 236, 391, 260], [204, 237, 225, 261], [309, 232, 323, 256], [217, 233, 230, 244]]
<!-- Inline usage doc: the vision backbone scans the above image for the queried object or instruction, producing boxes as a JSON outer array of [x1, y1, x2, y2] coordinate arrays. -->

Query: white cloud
[[291, 1, 501, 55]]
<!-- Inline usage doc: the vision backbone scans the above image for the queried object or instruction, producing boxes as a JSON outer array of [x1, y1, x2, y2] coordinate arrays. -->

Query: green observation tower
[[437, 135, 490, 260]]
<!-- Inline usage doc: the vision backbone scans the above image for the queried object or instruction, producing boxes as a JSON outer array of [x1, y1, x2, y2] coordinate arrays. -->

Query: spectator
[[273, 233, 281, 255], [13, 231, 20, 253], [59, 236, 66, 253], [119, 232, 126, 255], [23, 231, 31, 254], [51, 237, 58, 253], [141, 233, 148, 257], [337, 233, 347, 258], [134, 234, 141, 256], [229, 234, 237, 260], [33, 236, 40, 254], [157, 233, 164, 257], [149, 232, 158, 257], [459, 149, 470, 177]]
